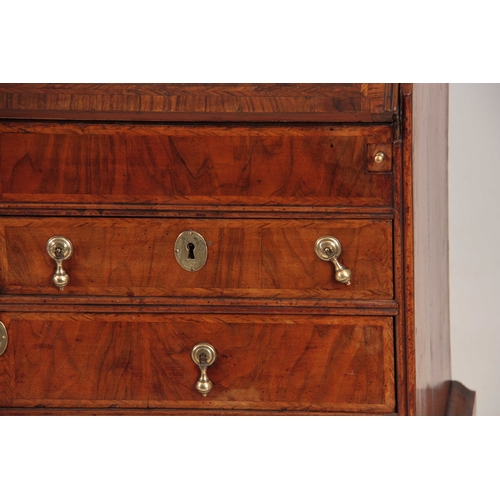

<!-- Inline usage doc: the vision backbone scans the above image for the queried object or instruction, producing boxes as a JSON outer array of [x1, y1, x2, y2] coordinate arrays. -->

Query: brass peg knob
[[374, 151, 385, 164], [314, 236, 352, 285], [46, 236, 73, 291], [191, 342, 218, 397]]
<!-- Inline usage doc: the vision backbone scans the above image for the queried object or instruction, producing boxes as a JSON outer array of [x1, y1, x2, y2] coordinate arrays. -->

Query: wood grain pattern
[[0, 83, 458, 416], [401, 84, 417, 415], [0, 123, 394, 210], [0, 84, 398, 122], [367, 143, 393, 172], [0, 409, 399, 416], [0, 205, 394, 219], [0, 296, 399, 316], [392, 134, 408, 416], [0, 218, 393, 300], [0, 313, 395, 412]]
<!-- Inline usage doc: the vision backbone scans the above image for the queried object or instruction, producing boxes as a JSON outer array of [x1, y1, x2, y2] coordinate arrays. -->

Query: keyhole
[[187, 242, 195, 260]]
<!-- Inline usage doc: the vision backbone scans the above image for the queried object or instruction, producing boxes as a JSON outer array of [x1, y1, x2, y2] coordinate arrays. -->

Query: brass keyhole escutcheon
[[191, 342, 217, 397], [174, 231, 208, 272]]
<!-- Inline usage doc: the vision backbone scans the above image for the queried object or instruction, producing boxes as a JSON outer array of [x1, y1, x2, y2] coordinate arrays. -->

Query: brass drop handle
[[46, 236, 73, 291], [314, 236, 352, 285], [191, 342, 218, 397]]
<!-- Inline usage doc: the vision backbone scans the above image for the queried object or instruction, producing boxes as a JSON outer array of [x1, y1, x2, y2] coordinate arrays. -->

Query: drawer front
[[0, 313, 395, 413], [0, 218, 393, 300], [0, 123, 393, 210], [0, 83, 398, 122]]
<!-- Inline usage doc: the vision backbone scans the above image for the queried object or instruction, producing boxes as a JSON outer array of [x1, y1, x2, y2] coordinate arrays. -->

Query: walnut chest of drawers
[[0, 84, 450, 415]]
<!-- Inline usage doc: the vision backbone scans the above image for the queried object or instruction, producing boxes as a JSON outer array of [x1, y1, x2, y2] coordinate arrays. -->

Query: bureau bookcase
[[0, 84, 450, 415]]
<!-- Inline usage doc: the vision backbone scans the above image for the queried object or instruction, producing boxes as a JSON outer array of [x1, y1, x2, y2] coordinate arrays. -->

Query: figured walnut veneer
[[0, 84, 452, 415]]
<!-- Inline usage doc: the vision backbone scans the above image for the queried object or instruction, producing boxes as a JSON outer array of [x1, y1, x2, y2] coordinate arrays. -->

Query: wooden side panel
[[0, 123, 394, 210], [0, 218, 393, 300], [0, 313, 395, 413], [0, 84, 398, 122], [411, 84, 451, 415], [445, 381, 476, 416]]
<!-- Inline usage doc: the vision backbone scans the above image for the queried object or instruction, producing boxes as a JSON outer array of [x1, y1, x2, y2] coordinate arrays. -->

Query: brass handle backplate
[[314, 236, 352, 285], [46, 236, 73, 291], [0, 322, 7, 356], [191, 342, 217, 397]]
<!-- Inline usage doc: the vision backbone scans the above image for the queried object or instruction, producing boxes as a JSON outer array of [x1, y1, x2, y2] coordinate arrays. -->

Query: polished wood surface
[[402, 84, 452, 415], [0, 84, 399, 122], [0, 83, 460, 416], [0, 313, 395, 413], [0, 218, 393, 300], [0, 123, 393, 210], [0, 295, 399, 316], [0, 409, 398, 415]]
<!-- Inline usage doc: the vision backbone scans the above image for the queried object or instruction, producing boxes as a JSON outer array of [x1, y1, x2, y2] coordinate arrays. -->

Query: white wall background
[[449, 84, 500, 415]]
